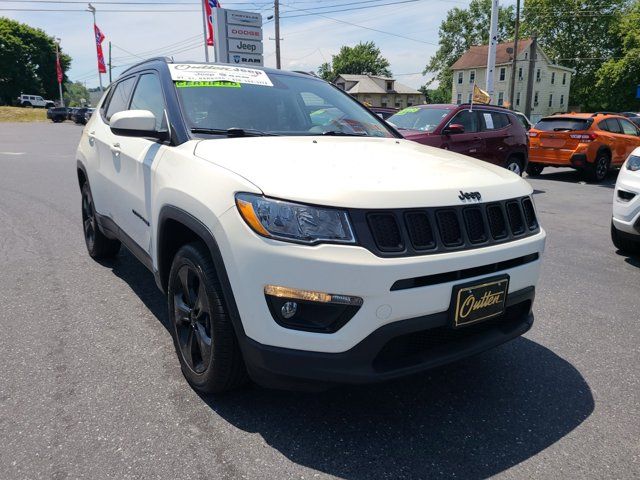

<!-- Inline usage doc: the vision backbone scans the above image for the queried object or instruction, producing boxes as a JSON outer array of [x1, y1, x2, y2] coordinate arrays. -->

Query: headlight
[[235, 193, 355, 244], [626, 155, 640, 171]]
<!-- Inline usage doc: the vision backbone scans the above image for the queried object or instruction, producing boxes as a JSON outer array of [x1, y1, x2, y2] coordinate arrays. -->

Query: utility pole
[[274, 0, 281, 69], [524, 34, 537, 118], [108, 41, 112, 84], [508, 0, 520, 110], [200, 0, 210, 62], [87, 3, 103, 91], [55, 37, 64, 107], [485, 0, 499, 102]]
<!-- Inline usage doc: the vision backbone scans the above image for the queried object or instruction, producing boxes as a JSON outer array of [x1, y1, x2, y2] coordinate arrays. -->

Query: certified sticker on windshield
[[168, 64, 273, 87], [175, 81, 241, 88]]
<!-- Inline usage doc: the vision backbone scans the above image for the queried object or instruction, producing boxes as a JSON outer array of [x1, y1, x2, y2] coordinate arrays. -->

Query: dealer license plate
[[451, 276, 509, 328]]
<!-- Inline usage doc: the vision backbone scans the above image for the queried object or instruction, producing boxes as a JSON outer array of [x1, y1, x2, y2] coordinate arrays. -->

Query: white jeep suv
[[611, 148, 640, 253], [76, 59, 546, 392], [17, 93, 55, 108]]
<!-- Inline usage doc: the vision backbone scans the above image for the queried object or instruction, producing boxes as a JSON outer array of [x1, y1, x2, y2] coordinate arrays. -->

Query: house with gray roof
[[334, 74, 423, 109]]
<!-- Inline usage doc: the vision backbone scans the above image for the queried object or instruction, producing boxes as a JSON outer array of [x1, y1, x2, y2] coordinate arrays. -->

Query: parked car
[[513, 111, 533, 131], [611, 147, 640, 253], [76, 59, 545, 392], [17, 94, 55, 108], [47, 106, 69, 123], [527, 112, 640, 181], [619, 112, 640, 118], [67, 107, 78, 120], [388, 104, 529, 176], [369, 106, 398, 120], [72, 107, 91, 124], [84, 108, 95, 123]]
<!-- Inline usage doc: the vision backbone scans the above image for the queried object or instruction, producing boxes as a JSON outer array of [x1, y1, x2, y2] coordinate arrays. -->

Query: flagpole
[[470, 83, 474, 112], [87, 3, 103, 91], [55, 37, 64, 107], [200, 0, 210, 62]]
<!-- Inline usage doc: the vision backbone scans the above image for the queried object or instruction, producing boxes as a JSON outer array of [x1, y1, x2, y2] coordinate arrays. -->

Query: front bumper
[[613, 167, 640, 235], [216, 206, 546, 354], [243, 287, 534, 388]]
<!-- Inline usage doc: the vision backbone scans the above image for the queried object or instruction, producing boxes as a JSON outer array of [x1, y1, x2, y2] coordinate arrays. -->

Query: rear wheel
[[22, 102, 32, 108], [611, 221, 640, 254], [81, 183, 121, 259], [526, 163, 544, 176], [585, 152, 610, 182], [168, 242, 247, 393], [505, 157, 523, 176]]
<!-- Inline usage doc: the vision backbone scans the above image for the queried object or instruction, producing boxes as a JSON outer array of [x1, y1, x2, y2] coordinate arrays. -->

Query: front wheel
[[526, 163, 544, 176], [505, 157, 523, 176], [611, 221, 640, 254], [81, 183, 121, 259], [168, 242, 247, 393]]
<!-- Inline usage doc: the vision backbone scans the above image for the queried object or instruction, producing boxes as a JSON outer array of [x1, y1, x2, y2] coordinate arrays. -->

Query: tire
[[504, 157, 524, 176], [611, 221, 640, 254], [585, 152, 610, 182], [168, 242, 248, 393], [81, 183, 121, 259], [22, 102, 32, 108], [526, 162, 544, 176]]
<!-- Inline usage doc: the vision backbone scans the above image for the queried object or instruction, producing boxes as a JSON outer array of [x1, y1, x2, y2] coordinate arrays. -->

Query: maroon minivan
[[387, 104, 529, 176]]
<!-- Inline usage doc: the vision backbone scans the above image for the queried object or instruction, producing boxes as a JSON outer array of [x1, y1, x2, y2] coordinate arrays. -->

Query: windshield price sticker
[[396, 107, 420, 115], [175, 81, 241, 88], [169, 64, 272, 87]]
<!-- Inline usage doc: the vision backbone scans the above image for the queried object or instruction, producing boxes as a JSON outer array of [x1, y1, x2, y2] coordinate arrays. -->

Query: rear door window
[[619, 118, 639, 136], [105, 76, 136, 121], [450, 109, 479, 133], [604, 118, 622, 133], [534, 117, 592, 132]]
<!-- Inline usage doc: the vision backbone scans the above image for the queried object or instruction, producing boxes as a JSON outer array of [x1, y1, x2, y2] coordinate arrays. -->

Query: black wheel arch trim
[[157, 205, 248, 339]]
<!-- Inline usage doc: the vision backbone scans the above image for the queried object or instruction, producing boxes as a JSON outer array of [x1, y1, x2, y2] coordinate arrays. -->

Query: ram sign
[[212, 8, 264, 66]]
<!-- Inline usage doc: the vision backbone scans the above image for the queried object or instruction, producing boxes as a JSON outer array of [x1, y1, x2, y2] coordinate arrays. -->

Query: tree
[[593, 0, 640, 111], [64, 81, 91, 107], [0, 17, 71, 105], [423, 0, 515, 95], [419, 85, 450, 104], [317, 42, 391, 81], [521, 0, 628, 110]]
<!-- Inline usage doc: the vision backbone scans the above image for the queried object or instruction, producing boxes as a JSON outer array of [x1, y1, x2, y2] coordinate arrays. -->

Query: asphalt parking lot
[[0, 121, 638, 480]]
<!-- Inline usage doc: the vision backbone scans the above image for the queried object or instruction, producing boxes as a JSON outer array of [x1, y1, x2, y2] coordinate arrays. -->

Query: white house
[[451, 39, 574, 122], [334, 74, 423, 109]]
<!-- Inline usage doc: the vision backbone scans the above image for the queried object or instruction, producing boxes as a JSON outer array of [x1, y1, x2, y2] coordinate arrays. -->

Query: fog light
[[264, 285, 363, 333], [281, 301, 298, 319]]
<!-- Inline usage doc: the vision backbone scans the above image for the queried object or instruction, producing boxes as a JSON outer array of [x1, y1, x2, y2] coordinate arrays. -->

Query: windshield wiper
[[190, 127, 278, 137], [317, 130, 367, 136]]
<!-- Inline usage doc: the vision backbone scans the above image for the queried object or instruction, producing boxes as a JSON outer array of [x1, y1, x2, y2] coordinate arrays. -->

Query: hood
[[397, 128, 433, 140], [194, 136, 531, 209]]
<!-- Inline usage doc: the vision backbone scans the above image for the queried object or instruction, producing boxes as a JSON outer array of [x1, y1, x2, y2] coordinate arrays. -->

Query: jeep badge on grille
[[459, 191, 482, 201]]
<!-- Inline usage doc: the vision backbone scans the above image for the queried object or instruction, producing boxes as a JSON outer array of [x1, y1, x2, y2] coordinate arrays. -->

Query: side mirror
[[110, 110, 166, 140], [444, 123, 465, 134]]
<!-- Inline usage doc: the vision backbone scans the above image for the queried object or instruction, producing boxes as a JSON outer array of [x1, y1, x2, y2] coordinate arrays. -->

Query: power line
[[280, 0, 426, 19]]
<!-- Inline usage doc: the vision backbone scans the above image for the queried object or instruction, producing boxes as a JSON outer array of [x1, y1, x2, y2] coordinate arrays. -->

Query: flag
[[473, 84, 491, 105], [94, 23, 107, 74], [56, 49, 63, 84], [204, 0, 221, 47]]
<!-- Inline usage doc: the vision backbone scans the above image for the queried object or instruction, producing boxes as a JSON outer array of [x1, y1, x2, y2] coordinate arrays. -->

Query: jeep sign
[[228, 39, 263, 55]]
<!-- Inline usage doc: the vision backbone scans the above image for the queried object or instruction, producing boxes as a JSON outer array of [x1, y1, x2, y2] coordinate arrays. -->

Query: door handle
[[110, 142, 121, 155], [88, 130, 96, 138]]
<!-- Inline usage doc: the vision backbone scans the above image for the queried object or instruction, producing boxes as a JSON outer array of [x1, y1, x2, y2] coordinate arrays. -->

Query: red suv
[[388, 104, 529, 176]]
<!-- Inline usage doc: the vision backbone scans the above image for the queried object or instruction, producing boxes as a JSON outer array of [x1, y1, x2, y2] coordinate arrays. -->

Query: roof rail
[[120, 56, 171, 76], [591, 111, 616, 117], [292, 70, 320, 78]]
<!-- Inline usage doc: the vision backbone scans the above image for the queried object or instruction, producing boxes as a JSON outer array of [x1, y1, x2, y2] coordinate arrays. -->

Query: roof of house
[[451, 39, 534, 70], [335, 74, 421, 95]]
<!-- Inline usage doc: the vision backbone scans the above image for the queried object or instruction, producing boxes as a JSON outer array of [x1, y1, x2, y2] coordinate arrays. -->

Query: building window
[[534, 91, 539, 105], [499, 68, 506, 81], [336, 82, 345, 90], [536, 69, 541, 82], [562, 73, 567, 85], [468, 93, 473, 103], [457, 72, 463, 84], [456, 93, 462, 104], [518, 67, 523, 80], [516, 91, 521, 106], [548, 94, 553, 107], [469, 70, 475, 84], [560, 94, 564, 105], [525, 52, 528, 60], [386, 81, 393, 91], [497, 92, 504, 106], [551, 72, 555, 84]]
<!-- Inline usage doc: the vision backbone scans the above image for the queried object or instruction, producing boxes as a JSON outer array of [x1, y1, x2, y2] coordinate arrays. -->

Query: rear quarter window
[[534, 118, 592, 132]]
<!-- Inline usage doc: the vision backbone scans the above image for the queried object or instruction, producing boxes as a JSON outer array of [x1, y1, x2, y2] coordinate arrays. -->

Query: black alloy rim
[[82, 190, 96, 250], [596, 157, 608, 179], [173, 266, 212, 374]]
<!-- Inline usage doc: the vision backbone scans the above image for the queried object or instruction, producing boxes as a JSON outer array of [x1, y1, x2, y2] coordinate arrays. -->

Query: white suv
[[17, 94, 55, 108], [611, 147, 640, 253], [76, 59, 546, 392]]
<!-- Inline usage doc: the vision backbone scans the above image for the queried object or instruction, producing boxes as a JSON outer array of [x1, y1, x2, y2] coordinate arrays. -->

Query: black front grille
[[349, 196, 540, 258]]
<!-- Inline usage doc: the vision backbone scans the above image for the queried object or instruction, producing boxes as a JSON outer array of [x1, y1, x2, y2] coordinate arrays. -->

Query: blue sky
[[1, 0, 495, 89]]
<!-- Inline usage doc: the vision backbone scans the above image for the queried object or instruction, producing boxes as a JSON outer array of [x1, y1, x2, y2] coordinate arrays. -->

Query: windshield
[[175, 72, 394, 138], [535, 117, 592, 132], [388, 107, 451, 132]]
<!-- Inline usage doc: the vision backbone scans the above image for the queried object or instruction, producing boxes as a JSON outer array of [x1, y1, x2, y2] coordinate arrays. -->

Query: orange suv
[[527, 113, 640, 182]]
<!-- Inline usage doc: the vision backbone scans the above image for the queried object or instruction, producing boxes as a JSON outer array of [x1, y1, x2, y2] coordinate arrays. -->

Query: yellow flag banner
[[473, 84, 491, 104]]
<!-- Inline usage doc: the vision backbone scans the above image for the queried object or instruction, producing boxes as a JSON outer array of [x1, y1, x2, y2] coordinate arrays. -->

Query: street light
[[87, 3, 103, 91]]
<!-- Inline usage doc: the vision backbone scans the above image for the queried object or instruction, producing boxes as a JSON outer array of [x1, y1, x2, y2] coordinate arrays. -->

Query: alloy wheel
[[173, 266, 212, 374], [596, 156, 608, 180], [507, 161, 522, 176], [81, 189, 96, 251]]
